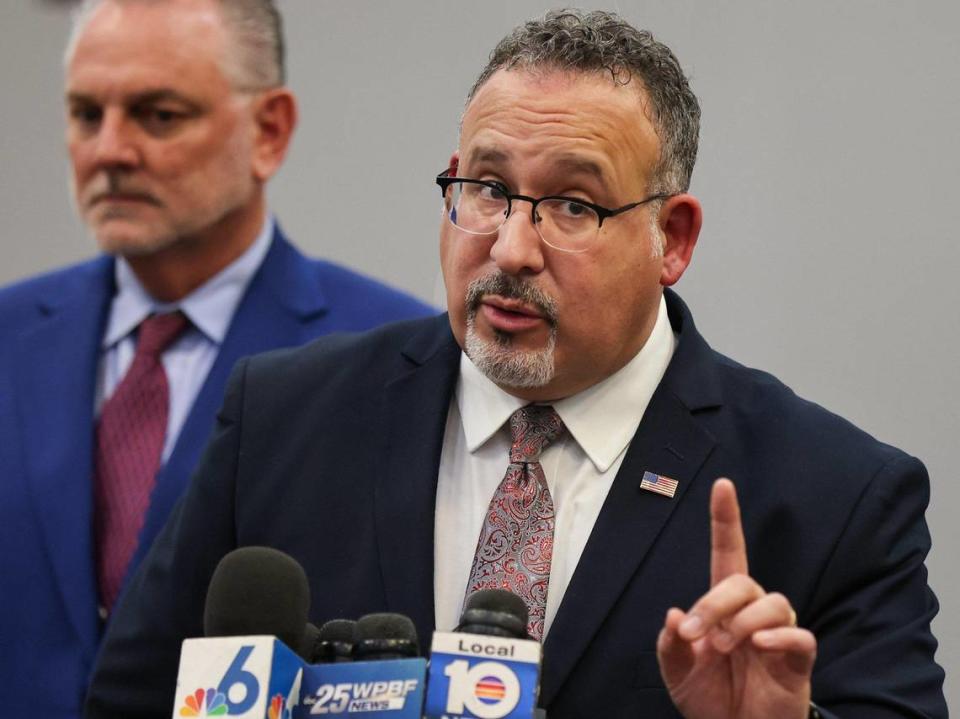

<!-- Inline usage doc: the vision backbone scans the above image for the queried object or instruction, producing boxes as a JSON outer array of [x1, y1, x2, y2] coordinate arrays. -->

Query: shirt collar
[[456, 293, 676, 472], [102, 215, 275, 349]]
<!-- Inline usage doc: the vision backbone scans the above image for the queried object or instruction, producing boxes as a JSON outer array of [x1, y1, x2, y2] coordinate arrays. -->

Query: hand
[[656, 478, 817, 719]]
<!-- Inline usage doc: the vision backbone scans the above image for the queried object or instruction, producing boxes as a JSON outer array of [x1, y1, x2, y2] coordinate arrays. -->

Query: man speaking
[[86, 10, 945, 718]]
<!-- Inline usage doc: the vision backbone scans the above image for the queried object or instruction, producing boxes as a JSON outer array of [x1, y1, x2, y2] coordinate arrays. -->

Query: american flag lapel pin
[[640, 470, 679, 498]]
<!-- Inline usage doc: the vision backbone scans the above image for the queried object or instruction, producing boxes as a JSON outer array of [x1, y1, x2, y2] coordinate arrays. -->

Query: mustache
[[81, 172, 160, 208], [465, 272, 559, 325]]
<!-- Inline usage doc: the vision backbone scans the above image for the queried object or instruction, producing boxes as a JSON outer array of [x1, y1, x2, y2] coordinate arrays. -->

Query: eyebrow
[[551, 155, 608, 184], [462, 146, 609, 185], [464, 146, 511, 167], [65, 89, 196, 107]]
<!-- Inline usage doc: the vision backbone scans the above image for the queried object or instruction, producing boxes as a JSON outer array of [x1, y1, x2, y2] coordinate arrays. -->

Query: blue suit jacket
[[85, 290, 945, 718], [0, 226, 435, 718]]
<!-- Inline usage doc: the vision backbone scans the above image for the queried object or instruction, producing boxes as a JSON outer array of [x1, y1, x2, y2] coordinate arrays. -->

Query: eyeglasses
[[436, 169, 674, 253]]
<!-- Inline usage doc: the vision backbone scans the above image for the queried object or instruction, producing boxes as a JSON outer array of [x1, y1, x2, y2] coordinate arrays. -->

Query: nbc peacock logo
[[267, 693, 291, 719], [179, 687, 285, 717], [179, 687, 228, 716]]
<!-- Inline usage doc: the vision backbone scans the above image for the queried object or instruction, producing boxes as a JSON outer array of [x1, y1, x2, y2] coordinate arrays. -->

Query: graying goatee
[[463, 273, 559, 389]]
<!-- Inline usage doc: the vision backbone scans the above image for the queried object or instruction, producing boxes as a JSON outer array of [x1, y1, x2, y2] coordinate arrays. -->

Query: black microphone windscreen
[[457, 589, 529, 638], [315, 618, 356, 663], [203, 546, 310, 654], [353, 613, 419, 660], [299, 622, 321, 663], [320, 618, 357, 643]]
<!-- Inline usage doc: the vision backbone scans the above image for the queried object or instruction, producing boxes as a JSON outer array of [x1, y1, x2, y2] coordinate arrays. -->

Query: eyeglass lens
[[443, 180, 598, 252]]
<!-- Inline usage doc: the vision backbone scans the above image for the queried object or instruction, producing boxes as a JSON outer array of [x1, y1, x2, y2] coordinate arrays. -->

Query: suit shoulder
[[305, 257, 437, 324], [0, 257, 110, 326], [240, 314, 447, 395], [709, 347, 912, 470]]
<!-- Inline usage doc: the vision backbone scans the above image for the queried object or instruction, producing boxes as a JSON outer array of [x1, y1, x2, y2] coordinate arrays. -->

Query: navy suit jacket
[[85, 290, 945, 718], [0, 226, 435, 718]]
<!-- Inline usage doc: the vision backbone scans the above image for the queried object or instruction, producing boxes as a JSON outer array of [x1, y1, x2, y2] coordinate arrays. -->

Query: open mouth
[[480, 296, 548, 332]]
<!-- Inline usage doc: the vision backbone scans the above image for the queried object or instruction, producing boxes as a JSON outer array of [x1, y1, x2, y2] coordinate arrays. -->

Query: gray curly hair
[[468, 9, 700, 194]]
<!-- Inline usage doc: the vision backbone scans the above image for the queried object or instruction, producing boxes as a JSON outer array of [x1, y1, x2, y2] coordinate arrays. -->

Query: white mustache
[[81, 173, 160, 208]]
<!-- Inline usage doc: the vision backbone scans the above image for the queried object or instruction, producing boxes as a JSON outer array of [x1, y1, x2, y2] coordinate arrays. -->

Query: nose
[[489, 201, 545, 276], [90, 109, 139, 169]]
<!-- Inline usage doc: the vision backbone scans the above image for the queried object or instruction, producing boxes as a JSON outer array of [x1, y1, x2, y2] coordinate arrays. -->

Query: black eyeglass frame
[[436, 168, 675, 232]]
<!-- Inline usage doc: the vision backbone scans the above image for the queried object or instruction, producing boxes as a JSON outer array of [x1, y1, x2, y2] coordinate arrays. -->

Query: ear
[[447, 151, 460, 175], [250, 88, 298, 182], [658, 193, 702, 286]]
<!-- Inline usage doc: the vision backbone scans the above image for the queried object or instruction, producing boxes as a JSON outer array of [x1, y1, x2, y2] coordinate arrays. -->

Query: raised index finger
[[710, 478, 748, 586]]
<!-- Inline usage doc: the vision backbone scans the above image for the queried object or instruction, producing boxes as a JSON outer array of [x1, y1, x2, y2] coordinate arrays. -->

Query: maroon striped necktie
[[94, 311, 188, 611], [465, 404, 565, 640]]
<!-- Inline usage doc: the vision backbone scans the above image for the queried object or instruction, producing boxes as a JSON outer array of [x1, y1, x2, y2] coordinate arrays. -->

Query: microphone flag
[[423, 632, 541, 719], [172, 636, 303, 718], [299, 657, 427, 717]]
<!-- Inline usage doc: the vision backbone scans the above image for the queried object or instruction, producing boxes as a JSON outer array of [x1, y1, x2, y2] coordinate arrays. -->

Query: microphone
[[300, 621, 322, 663], [313, 618, 356, 663], [171, 547, 310, 717], [424, 589, 544, 719], [301, 612, 427, 717], [353, 612, 420, 660], [458, 591, 548, 718], [203, 545, 316, 660], [456, 589, 530, 638]]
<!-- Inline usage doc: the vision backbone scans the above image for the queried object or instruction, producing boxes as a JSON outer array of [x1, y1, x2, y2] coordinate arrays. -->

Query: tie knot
[[136, 311, 189, 358], [509, 405, 564, 463]]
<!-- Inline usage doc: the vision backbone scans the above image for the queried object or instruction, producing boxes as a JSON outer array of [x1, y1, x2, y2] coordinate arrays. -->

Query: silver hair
[[65, 0, 285, 90], [647, 204, 665, 258], [468, 9, 700, 195]]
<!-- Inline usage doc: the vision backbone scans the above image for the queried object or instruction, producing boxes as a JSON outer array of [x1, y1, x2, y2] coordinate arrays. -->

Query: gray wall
[[3, 0, 957, 709]]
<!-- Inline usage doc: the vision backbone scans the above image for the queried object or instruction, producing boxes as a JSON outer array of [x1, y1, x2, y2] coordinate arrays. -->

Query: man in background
[[0, 0, 433, 716], [87, 9, 945, 719]]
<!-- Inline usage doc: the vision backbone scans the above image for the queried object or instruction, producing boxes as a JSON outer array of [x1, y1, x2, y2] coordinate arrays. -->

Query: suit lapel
[[137, 230, 329, 564], [375, 316, 461, 643], [541, 290, 722, 703], [14, 258, 114, 651]]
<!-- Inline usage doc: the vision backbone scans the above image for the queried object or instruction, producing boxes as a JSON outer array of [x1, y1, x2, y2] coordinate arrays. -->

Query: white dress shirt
[[95, 217, 274, 462], [434, 294, 677, 638]]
